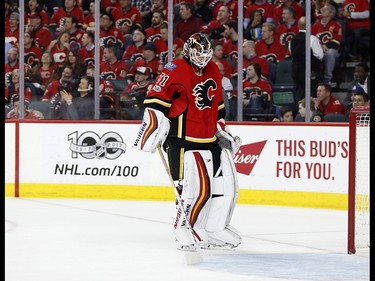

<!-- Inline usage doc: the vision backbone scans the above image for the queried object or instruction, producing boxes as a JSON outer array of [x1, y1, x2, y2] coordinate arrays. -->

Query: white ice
[[5, 198, 369, 281]]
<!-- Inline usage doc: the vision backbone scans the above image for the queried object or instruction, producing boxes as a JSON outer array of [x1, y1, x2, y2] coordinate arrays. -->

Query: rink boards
[[5, 120, 350, 210]]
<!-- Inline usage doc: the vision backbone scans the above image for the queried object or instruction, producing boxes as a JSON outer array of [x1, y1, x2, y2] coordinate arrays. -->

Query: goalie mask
[[183, 33, 213, 69]]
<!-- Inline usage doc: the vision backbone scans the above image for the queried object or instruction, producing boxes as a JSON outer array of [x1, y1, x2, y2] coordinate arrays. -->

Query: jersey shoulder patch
[[164, 62, 177, 71]]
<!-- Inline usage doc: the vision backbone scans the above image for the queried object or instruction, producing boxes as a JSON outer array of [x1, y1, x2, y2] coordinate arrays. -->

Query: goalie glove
[[133, 108, 170, 153], [216, 118, 241, 157]]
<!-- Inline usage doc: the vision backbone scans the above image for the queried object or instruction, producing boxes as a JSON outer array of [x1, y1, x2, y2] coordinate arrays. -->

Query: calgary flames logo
[[192, 79, 217, 110]]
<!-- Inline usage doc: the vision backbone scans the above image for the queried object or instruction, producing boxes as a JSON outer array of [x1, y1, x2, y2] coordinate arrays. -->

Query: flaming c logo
[[234, 141, 267, 175]]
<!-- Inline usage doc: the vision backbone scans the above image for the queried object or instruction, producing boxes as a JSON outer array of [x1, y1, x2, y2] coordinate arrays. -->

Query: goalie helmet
[[183, 33, 213, 69]]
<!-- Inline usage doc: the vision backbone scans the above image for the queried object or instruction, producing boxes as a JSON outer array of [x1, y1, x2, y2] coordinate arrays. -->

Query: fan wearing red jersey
[[133, 33, 242, 250]]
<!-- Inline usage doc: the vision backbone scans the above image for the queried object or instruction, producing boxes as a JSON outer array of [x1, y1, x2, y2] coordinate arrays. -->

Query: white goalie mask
[[183, 33, 213, 69]]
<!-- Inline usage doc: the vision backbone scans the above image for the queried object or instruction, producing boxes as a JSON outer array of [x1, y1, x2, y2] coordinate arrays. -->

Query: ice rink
[[5, 198, 369, 281]]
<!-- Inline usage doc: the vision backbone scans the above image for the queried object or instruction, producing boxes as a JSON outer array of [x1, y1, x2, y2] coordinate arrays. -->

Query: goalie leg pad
[[173, 150, 213, 247], [132, 108, 170, 152], [205, 148, 241, 246]]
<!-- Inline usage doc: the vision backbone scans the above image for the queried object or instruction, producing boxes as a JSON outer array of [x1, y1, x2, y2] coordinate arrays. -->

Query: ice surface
[[5, 198, 369, 281]]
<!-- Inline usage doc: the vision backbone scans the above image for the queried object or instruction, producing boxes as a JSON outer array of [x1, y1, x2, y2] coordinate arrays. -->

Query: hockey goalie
[[133, 33, 242, 250]]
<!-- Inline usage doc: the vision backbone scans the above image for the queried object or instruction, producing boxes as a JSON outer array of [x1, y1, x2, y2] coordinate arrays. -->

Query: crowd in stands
[[4, 0, 370, 122]]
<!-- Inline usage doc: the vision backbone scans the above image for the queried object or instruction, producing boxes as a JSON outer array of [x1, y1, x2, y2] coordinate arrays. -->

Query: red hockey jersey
[[144, 58, 225, 143]]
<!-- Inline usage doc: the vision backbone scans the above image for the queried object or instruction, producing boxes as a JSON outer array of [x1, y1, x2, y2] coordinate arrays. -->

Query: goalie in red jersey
[[133, 33, 242, 250]]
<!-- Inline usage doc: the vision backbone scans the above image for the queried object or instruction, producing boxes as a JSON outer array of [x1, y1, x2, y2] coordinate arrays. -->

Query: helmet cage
[[184, 33, 213, 69]]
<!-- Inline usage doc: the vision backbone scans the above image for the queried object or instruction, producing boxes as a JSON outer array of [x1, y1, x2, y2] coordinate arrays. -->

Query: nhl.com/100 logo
[[68, 131, 126, 160]]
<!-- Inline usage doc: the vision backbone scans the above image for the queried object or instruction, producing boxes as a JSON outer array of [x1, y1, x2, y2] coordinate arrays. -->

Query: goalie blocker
[[174, 148, 242, 249]]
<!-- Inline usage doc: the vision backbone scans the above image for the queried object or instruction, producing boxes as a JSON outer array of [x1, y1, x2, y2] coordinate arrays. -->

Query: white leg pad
[[173, 150, 213, 247], [205, 148, 241, 246]]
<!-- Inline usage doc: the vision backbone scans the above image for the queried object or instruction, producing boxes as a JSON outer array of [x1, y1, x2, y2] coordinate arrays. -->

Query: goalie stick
[[157, 145, 203, 265]]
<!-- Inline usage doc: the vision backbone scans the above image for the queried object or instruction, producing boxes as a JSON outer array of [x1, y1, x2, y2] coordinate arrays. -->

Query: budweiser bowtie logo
[[234, 140, 267, 175]]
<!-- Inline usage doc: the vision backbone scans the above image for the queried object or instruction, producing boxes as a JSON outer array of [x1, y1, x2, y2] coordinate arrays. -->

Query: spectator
[[144, 9, 165, 41], [273, 0, 304, 24], [194, 0, 212, 24], [275, 6, 299, 49], [174, 2, 205, 42], [209, 0, 240, 21], [41, 65, 75, 102], [255, 22, 288, 64], [142, 0, 169, 29], [5, 47, 20, 82], [100, 45, 128, 80], [242, 62, 273, 120], [295, 97, 316, 122], [122, 28, 148, 61], [49, 0, 84, 34], [100, 12, 126, 49], [26, 12, 54, 51], [211, 42, 233, 79], [111, 0, 143, 35], [5, 69, 34, 107], [126, 41, 160, 82], [311, 4, 343, 84], [58, 75, 95, 120], [244, 0, 276, 26], [215, 61, 233, 121], [200, 4, 231, 41], [242, 39, 269, 79], [345, 85, 369, 113], [272, 105, 294, 122], [244, 9, 264, 42], [289, 16, 324, 102], [24, 31, 43, 70], [312, 82, 345, 118], [341, 0, 370, 62], [46, 31, 71, 70], [155, 22, 184, 66], [60, 15, 86, 51], [312, 0, 340, 22], [78, 31, 99, 70], [5, 11, 20, 48], [6, 94, 44, 120], [131, 0, 153, 22], [343, 62, 370, 106], [25, 0, 49, 27], [36, 51, 57, 91], [222, 20, 239, 60], [64, 50, 85, 78], [83, 0, 95, 32], [120, 66, 152, 120]]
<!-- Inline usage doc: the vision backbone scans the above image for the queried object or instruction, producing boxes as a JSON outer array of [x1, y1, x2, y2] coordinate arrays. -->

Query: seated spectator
[[312, 82, 345, 119], [343, 62, 370, 106], [209, 0, 240, 21], [194, 0, 212, 24], [312, 0, 340, 22], [6, 94, 44, 120], [111, 0, 143, 35], [24, 31, 43, 70], [311, 4, 342, 84], [345, 85, 370, 112], [200, 4, 231, 41], [294, 98, 323, 122], [100, 45, 128, 80], [49, 0, 84, 34], [83, 0, 95, 32], [242, 62, 273, 120], [244, 9, 264, 42], [341, 0, 370, 62], [5, 47, 20, 81], [36, 51, 57, 91], [57, 75, 95, 120], [155, 22, 184, 66], [60, 15, 86, 51], [145, 9, 165, 42], [122, 28, 147, 61], [120, 66, 152, 120], [100, 12, 126, 50], [5, 69, 34, 107], [242, 40, 269, 79], [211, 42, 233, 79], [255, 22, 288, 64], [275, 6, 299, 49], [144, 0, 169, 28], [5, 11, 20, 48], [41, 65, 75, 102], [244, 0, 276, 26], [26, 12, 54, 51], [46, 31, 71, 70], [64, 50, 85, 78], [174, 2, 205, 42], [273, 0, 304, 25], [222, 20, 240, 60], [126, 42, 160, 83], [272, 105, 294, 122], [79, 31, 101, 70]]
